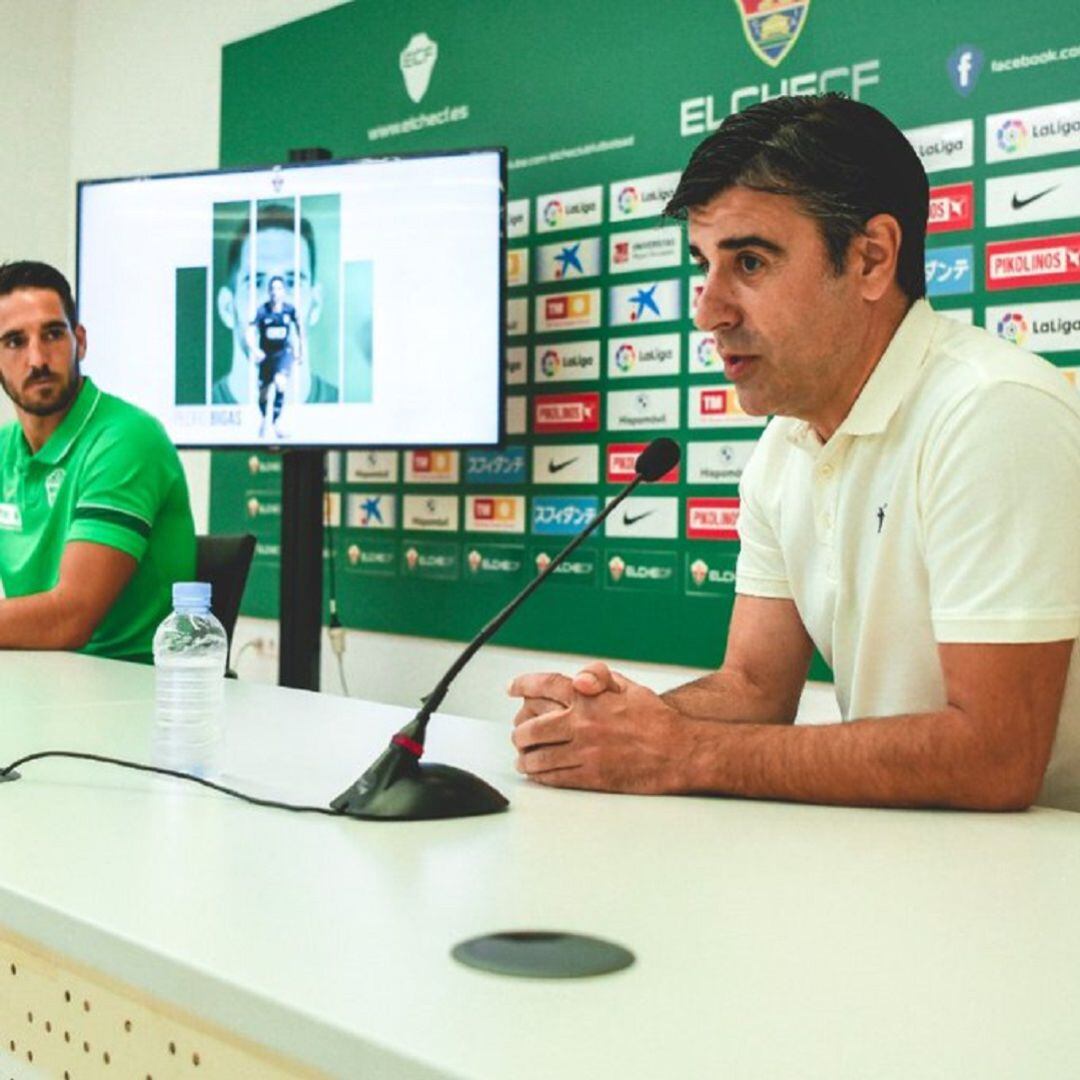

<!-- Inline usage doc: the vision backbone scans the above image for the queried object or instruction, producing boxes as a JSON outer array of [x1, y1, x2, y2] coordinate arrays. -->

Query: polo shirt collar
[[31, 377, 101, 466]]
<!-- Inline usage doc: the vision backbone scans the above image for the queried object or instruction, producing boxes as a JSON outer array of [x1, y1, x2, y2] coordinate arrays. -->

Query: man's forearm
[[661, 669, 800, 725], [671, 708, 1040, 811], [0, 591, 92, 649]]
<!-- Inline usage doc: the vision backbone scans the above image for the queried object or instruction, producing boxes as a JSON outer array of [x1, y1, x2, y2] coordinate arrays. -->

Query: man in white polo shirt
[[509, 94, 1080, 812]]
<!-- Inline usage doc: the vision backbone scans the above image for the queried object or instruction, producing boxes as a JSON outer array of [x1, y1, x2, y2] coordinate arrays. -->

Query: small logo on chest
[[45, 468, 66, 508]]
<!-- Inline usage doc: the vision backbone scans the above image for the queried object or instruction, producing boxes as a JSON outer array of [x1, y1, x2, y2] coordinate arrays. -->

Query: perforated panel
[[0, 926, 322, 1080]]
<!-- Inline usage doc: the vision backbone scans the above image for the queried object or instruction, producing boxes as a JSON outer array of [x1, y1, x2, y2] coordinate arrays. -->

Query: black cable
[[0, 751, 346, 818]]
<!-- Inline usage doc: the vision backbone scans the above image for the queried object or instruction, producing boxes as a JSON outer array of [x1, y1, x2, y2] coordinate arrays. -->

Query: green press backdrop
[[210, 0, 1080, 672]]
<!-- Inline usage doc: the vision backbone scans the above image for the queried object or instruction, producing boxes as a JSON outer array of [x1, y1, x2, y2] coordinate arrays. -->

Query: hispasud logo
[[607, 443, 680, 484], [986, 234, 1080, 290], [927, 182, 974, 234], [533, 392, 601, 434], [733, 0, 811, 67], [687, 497, 740, 540]]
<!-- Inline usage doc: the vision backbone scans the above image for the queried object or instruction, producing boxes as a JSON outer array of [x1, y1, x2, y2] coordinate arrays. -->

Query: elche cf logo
[[733, 0, 811, 67], [400, 32, 438, 103]]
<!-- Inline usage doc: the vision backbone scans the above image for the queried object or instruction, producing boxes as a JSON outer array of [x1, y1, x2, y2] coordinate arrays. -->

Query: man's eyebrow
[[714, 234, 785, 254], [42, 320, 69, 332], [0, 329, 23, 344]]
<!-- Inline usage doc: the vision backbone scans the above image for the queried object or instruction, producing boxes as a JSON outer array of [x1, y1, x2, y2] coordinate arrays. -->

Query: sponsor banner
[[603, 495, 679, 539], [345, 450, 398, 483], [687, 497, 740, 540], [536, 184, 603, 233], [505, 346, 527, 386], [531, 545, 598, 586], [687, 440, 757, 484], [533, 340, 601, 383], [903, 118, 974, 173], [608, 226, 682, 274], [535, 288, 601, 332], [465, 494, 526, 533], [532, 495, 599, 536], [686, 551, 738, 596], [507, 247, 529, 287], [986, 233, 1080, 290], [402, 540, 459, 580], [506, 296, 528, 337], [688, 274, 705, 315], [405, 450, 459, 483], [925, 244, 974, 296], [603, 548, 678, 592], [507, 198, 530, 239], [327, 454, 342, 483], [245, 454, 281, 477], [986, 300, 1080, 352], [506, 396, 527, 435], [689, 385, 766, 428], [940, 307, 974, 324], [927, 182, 975, 233], [609, 171, 681, 222], [986, 164, 1080, 228], [606, 442, 680, 484], [986, 99, 1080, 164], [253, 541, 279, 561], [323, 491, 342, 527], [606, 387, 680, 431], [608, 333, 681, 378], [532, 444, 600, 485], [244, 493, 280, 531], [534, 391, 601, 433], [608, 279, 682, 325], [402, 494, 459, 532], [688, 331, 722, 374], [345, 492, 397, 529], [465, 447, 527, 485], [343, 538, 397, 577], [534, 237, 602, 283], [464, 543, 527, 582]]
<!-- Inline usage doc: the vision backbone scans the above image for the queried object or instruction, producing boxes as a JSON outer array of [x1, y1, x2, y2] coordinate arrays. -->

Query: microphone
[[331, 437, 681, 820]]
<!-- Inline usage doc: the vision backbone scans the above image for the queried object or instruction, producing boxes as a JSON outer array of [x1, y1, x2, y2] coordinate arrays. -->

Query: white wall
[[0, 0, 775, 724]]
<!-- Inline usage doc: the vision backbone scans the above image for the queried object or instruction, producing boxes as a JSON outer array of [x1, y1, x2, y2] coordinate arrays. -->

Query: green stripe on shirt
[[72, 505, 152, 538]]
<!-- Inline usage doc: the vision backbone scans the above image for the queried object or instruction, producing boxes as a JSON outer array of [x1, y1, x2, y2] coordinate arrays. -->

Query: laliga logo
[[996, 118, 1028, 155], [733, 0, 811, 68], [996, 312, 1029, 345], [540, 349, 561, 377], [543, 199, 564, 228], [615, 344, 637, 372], [399, 32, 438, 104], [617, 186, 640, 215], [697, 335, 720, 367]]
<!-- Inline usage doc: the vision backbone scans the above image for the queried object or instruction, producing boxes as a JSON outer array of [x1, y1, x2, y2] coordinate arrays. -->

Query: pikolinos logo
[[400, 32, 438, 103]]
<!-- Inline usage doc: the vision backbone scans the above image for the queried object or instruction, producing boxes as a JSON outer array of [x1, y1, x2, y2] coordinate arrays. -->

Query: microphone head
[[634, 438, 681, 482]]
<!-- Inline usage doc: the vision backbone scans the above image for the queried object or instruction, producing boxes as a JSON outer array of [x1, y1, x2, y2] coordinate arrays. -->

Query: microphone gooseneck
[[330, 437, 682, 820]]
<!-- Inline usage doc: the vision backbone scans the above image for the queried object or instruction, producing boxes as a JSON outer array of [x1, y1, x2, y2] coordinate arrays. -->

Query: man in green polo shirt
[[0, 261, 195, 663]]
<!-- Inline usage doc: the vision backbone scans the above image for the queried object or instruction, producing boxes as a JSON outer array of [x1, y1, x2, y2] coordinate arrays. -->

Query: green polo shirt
[[0, 377, 195, 663]]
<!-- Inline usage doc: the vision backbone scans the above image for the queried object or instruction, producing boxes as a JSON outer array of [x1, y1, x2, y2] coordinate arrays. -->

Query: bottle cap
[[173, 581, 212, 609]]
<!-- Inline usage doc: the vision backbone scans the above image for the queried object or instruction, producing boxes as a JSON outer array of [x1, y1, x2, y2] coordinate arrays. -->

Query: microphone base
[[331, 760, 509, 821]]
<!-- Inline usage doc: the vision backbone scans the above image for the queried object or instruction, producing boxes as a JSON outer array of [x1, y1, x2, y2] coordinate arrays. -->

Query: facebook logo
[[947, 45, 984, 97]]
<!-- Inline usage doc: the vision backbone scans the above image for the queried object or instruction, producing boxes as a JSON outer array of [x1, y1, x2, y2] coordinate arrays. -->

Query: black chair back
[[195, 533, 256, 672]]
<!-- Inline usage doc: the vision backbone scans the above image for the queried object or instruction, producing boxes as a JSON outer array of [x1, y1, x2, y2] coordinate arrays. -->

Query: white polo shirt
[[736, 299, 1080, 811]]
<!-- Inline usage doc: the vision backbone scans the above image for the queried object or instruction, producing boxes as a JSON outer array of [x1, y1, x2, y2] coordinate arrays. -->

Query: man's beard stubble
[[0, 361, 81, 418]]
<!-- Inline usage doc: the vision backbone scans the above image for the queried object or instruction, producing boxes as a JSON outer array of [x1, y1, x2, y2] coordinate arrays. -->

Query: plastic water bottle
[[152, 582, 228, 777]]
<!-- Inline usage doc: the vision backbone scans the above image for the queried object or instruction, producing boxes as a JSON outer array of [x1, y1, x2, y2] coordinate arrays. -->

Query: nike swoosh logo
[[1012, 186, 1058, 210], [623, 510, 654, 526], [548, 458, 579, 473]]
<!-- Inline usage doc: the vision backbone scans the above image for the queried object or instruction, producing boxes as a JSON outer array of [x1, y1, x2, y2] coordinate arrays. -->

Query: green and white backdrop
[[210, 0, 1080, 673]]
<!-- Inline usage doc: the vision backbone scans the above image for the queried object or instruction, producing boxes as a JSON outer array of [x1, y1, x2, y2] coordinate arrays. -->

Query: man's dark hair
[[268, 274, 285, 289], [665, 94, 929, 300], [224, 203, 317, 283], [0, 261, 78, 325]]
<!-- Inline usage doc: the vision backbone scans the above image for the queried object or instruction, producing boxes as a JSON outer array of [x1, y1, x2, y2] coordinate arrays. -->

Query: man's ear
[[217, 285, 237, 329], [852, 213, 903, 302], [74, 324, 87, 361], [306, 283, 323, 328]]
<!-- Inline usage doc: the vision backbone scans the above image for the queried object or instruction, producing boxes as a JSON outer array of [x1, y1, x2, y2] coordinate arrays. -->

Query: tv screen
[[76, 148, 505, 448]]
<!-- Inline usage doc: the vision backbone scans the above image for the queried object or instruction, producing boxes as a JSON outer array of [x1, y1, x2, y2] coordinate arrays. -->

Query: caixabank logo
[[733, 0, 811, 68]]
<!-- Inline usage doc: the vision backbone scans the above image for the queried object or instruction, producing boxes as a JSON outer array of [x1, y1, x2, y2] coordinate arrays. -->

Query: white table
[[1, 653, 1078, 1078]]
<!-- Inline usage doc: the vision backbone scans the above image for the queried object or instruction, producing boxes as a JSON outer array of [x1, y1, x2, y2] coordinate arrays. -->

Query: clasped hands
[[507, 662, 687, 794]]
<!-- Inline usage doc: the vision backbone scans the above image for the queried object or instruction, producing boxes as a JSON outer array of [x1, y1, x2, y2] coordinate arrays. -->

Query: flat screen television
[[76, 148, 505, 449]]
